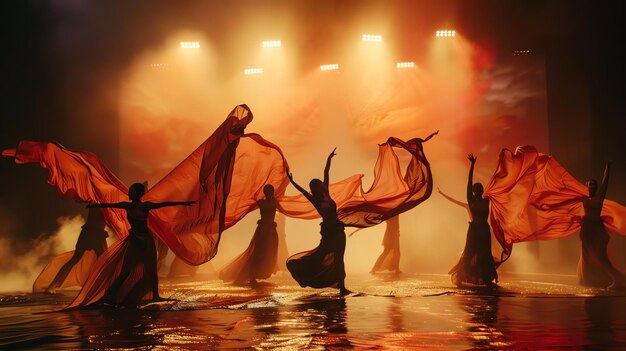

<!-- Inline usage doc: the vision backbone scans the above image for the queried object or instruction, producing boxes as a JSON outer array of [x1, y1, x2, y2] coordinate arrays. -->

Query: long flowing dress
[[370, 216, 401, 273], [275, 213, 289, 273], [577, 197, 626, 287], [219, 198, 279, 283], [449, 199, 498, 286], [287, 197, 347, 289], [97, 203, 160, 305]]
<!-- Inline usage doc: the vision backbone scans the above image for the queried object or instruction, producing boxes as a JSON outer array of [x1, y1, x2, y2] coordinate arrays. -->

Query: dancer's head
[[586, 179, 598, 197], [309, 178, 324, 197], [472, 183, 484, 198], [263, 184, 275, 199], [129, 182, 146, 201]]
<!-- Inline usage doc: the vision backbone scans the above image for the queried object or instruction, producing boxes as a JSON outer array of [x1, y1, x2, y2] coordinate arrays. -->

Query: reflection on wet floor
[[1, 273, 626, 350]]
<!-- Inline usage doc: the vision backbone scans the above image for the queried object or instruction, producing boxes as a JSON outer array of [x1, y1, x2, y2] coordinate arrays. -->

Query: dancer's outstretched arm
[[87, 202, 129, 209], [287, 172, 313, 202], [324, 147, 336, 189], [438, 188, 468, 209], [467, 153, 477, 204], [149, 201, 195, 210]]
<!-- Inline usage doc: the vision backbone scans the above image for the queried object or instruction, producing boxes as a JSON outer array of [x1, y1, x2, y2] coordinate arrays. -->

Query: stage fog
[[115, 26, 551, 276]]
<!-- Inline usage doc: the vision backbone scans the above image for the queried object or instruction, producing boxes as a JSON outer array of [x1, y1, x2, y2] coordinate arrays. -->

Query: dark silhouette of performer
[[46, 207, 108, 291], [219, 184, 279, 285], [448, 154, 498, 287], [286, 148, 350, 295], [578, 161, 626, 289], [370, 216, 401, 274], [88, 183, 194, 305]]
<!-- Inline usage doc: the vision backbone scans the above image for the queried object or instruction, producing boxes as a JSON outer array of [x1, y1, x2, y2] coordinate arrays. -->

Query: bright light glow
[[180, 41, 200, 49], [435, 30, 456, 37], [396, 62, 415, 69], [244, 67, 263, 75], [513, 50, 533, 56], [262, 40, 282, 48], [362, 34, 382, 42], [320, 64, 339, 71]]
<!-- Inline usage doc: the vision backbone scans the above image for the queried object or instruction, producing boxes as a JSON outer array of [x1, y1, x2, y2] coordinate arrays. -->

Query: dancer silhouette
[[88, 183, 194, 305], [44, 208, 108, 292], [370, 216, 401, 274], [448, 154, 498, 287], [577, 161, 626, 289], [219, 184, 279, 285], [286, 148, 350, 295]]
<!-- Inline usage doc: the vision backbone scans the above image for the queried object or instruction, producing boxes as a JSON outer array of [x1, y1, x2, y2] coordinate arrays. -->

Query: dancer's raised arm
[[324, 147, 337, 189], [288, 172, 313, 202], [599, 161, 611, 201], [467, 153, 477, 204]]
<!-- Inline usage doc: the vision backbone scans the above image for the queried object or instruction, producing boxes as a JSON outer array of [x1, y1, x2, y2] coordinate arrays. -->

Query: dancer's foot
[[150, 295, 174, 303], [339, 288, 352, 296]]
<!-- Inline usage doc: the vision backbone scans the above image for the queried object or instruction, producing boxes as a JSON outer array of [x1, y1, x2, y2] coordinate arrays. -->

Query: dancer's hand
[[468, 153, 477, 164], [287, 172, 294, 182], [328, 147, 337, 159]]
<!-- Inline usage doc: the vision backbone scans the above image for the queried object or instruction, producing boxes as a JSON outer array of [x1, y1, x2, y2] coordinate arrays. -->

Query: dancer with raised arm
[[219, 184, 279, 285], [370, 216, 401, 274], [88, 183, 194, 306], [449, 154, 498, 287], [34, 207, 109, 293], [578, 162, 626, 289], [286, 148, 350, 295]]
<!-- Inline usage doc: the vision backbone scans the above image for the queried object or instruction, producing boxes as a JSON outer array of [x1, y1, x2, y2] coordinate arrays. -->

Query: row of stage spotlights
[[242, 62, 417, 75], [178, 30, 457, 50]]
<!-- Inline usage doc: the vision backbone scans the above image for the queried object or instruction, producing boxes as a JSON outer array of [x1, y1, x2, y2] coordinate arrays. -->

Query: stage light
[[362, 34, 382, 42], [244, 67, 263, 75], [320, 64, 339, 71], [262, 40, 282, 48], [396, 61, 415, 69], [435, 30, 456, 37], [513, 50, 533, 56], [150, 63, 170, 71], [180, 41, 200, 49]]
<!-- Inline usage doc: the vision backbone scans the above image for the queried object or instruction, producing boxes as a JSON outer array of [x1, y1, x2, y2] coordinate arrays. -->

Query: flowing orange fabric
[[4, 105, 435, 306], [32, 250, 98, 293], [3, 141, 130, 237], [484, 145, 626, 261], [279, 135, 435, 227]]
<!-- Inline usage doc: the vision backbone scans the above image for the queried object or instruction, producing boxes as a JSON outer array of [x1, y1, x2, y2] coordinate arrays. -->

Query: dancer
[[286, 148, 350, 295], [578, 161, 626, 289], [448, 154, 498, 287], [88, 183, 194, 305], [219, 184, 279, 285], [34, 208, 109, 293], [370, 216, 401, 274], [274, 213, 289, 273]]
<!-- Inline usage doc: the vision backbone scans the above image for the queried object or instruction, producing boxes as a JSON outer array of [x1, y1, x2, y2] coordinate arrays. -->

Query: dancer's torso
[[126, 202, 151, 236], [314, 195, 339, 223], [582, 196, 603, 219], [258, 198, 277, 222], [470, 198, 489, 223]]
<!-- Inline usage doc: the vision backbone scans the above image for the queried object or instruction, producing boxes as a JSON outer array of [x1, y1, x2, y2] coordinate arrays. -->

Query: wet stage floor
[[2, 273, 626, 350]]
